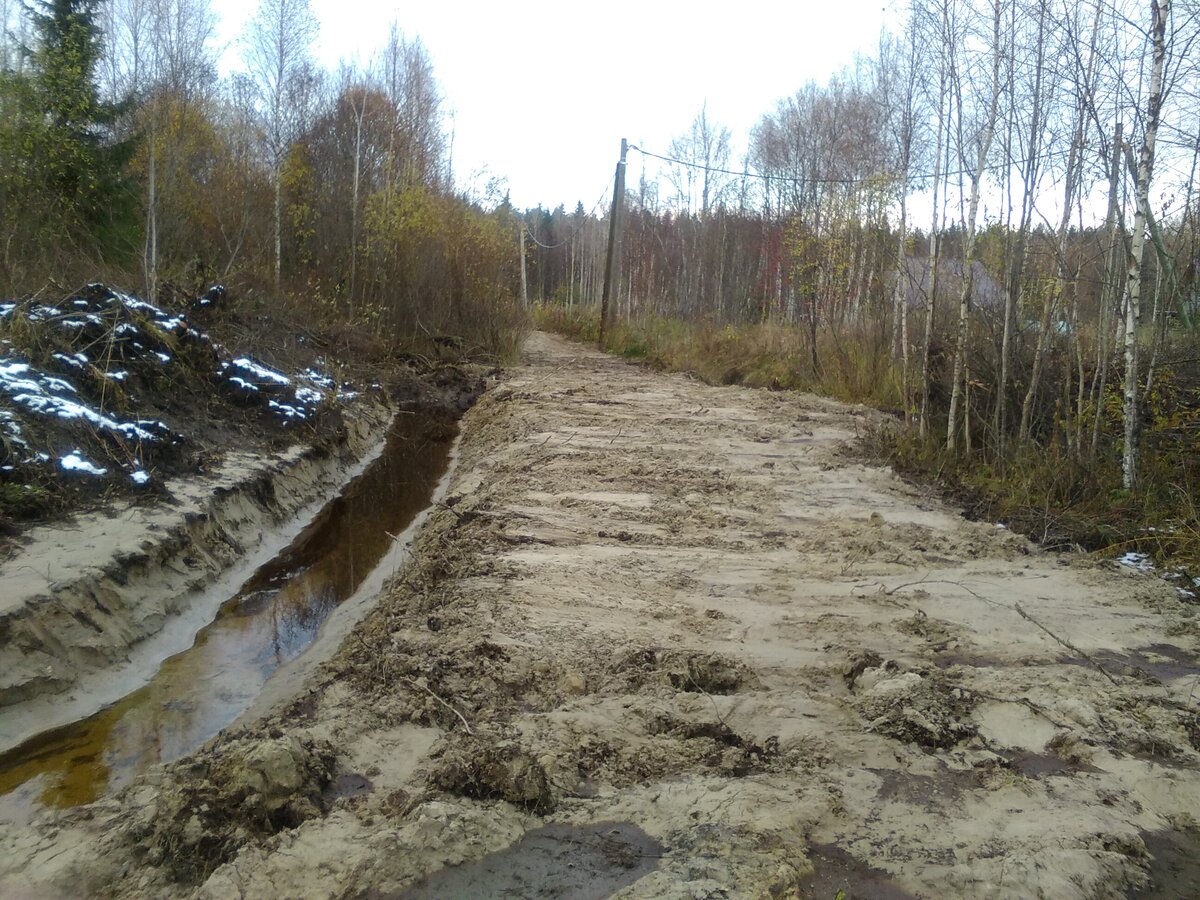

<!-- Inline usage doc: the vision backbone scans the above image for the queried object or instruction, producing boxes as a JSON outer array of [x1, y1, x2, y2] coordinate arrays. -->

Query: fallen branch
[[1018, 602, 1120, 687]]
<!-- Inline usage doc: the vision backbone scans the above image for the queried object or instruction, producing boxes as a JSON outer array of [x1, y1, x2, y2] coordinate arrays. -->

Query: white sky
[[212, 0, 905, 211]]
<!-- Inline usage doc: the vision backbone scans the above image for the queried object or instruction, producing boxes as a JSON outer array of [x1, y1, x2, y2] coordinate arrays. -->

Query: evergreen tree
[[25, 0, 135, 252]]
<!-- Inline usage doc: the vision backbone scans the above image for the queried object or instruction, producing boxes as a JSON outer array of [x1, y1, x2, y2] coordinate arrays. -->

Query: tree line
[[530, 0, 1200, 495], [0, 0, 523, 356]]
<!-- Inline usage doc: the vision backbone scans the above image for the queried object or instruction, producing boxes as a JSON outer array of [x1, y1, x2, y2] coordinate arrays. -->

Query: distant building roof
[[891, 256, 1005, 311]]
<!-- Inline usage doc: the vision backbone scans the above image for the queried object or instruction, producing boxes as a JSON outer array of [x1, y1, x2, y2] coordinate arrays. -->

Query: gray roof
[[891, 257, 1005, 311]]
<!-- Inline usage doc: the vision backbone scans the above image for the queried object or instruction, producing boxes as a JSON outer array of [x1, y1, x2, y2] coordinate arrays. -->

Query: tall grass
[[536, 306, 903, 409]]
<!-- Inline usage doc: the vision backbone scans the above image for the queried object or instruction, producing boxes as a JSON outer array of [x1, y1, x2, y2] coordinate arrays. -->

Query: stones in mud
[[853, 663, 977, 750], [125, 735, 336, 884]]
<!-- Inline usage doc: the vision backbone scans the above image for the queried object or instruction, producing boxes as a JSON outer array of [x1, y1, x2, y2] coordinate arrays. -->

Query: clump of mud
[[122, 735, 336, 883], [607, 647, 756, 695], [429, 733, 556, 813], [854, 663, 977, 749], [645, 714, 785, 777]]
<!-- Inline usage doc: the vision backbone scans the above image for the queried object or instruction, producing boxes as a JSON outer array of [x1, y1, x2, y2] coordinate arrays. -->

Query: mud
[[396, 822, 665, 899], [3, 332, 1200, 898]]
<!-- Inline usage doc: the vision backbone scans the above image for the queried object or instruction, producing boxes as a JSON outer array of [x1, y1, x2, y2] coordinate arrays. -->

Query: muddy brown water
[[392, 822, 665, 900], [801, 843, 917, 899], [0, 413, 456, 824]]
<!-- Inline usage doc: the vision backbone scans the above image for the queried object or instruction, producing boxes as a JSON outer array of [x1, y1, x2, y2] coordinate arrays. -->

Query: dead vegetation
[[121, 736, 336, 884]]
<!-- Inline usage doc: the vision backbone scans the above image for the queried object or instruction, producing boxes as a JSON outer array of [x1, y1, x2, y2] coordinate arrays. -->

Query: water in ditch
[[0, 412, 457, 824]]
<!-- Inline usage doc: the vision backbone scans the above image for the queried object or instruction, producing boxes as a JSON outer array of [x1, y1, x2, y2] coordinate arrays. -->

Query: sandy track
[[4, 331, 1200, 898]]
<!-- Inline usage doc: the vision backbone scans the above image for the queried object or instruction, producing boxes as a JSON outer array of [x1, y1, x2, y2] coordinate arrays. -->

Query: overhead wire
[[522, 180, 614, 251], [629, 141, 1099, 190]]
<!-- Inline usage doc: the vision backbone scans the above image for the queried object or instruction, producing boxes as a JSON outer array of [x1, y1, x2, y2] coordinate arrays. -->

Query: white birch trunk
[[1122, 0, 1169, 491]]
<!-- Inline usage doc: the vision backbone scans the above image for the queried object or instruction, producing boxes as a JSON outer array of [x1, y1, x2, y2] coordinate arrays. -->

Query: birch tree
[[946, 0, 1004, 452], [1121, 0, 1170, 490], [243, 0, 318, 293]]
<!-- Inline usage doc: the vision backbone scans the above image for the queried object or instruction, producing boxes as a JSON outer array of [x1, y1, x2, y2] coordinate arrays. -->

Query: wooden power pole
[[599, 138, 628, 347], [519, 225, 529, 308]]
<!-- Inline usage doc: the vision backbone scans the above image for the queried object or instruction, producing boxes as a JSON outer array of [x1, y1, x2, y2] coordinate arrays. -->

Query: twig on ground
[[1019, 601, 1121, 687], [399, 675, 474, 735], [973, 688, 1072, 730]]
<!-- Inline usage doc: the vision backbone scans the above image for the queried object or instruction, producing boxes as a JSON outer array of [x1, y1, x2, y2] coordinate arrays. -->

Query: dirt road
[[4, 331, 1200, 898]]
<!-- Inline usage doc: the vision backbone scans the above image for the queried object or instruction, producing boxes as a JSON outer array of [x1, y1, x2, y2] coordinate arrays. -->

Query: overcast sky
[[212, 0, 905, 211]]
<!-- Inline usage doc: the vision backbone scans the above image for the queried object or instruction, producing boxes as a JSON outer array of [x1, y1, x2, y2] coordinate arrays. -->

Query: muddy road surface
[[3, 332, 1199, 898]]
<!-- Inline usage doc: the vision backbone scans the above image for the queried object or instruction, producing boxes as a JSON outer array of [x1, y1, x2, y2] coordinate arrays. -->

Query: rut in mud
[[3, 332, 1200, 899]]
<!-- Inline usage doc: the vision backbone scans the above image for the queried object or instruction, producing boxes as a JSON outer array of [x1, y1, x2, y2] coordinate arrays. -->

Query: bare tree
[[243, 0, 318, 293], [1121, 0, 1170, 490], [946, 0, 1004, 452]]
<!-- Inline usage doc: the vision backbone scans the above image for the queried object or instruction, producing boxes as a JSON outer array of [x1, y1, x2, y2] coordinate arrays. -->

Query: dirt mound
[[122, 735, 336, 884], [607, 647, 756, 695], [853, 662, 977, 749], [429, 732, 556, 813], [0, 284, 358, 526]]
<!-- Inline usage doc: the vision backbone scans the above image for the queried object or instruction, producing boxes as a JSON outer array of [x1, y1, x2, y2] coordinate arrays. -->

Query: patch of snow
[[59, 451, 108, 476], [293, 386, 324, 405], [41, 376, 77, 394], [300, 368, 335, 389], [104, 370, 129, 382], [6, 388, 165, 442], [229, 377, 259, 392], [155, 352, 172, 364], [230, 357, 290, 386], [52, 352, 85, 370], [268, 400, 306, 420], [0, 409, 27, 447], [130, 469, 151, 485], [1116, 552, 1155, 573]]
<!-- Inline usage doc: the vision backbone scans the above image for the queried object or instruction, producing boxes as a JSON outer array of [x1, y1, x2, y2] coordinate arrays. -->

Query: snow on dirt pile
[[0, 284, 345, 508]]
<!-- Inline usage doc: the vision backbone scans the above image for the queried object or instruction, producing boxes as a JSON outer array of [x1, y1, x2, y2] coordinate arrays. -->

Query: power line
[[628, 141, 1125, 192], [523, 180, 613, 251]]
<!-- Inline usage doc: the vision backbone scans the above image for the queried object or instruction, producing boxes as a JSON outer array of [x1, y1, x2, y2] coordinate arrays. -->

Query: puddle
[[392, 822, 665, 899], [867, 765, 982, 805], [1131, 828, 1200, 898], [1003, 751, 1100, 777], [0, 413, 456, 823], [1061, 646, 1200, 685], [801, 843, 916, 899]]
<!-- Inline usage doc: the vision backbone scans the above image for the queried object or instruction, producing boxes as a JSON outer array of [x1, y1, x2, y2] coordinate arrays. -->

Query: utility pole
[[599, 138, 627, 347], [519, 224, 529, 308]]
